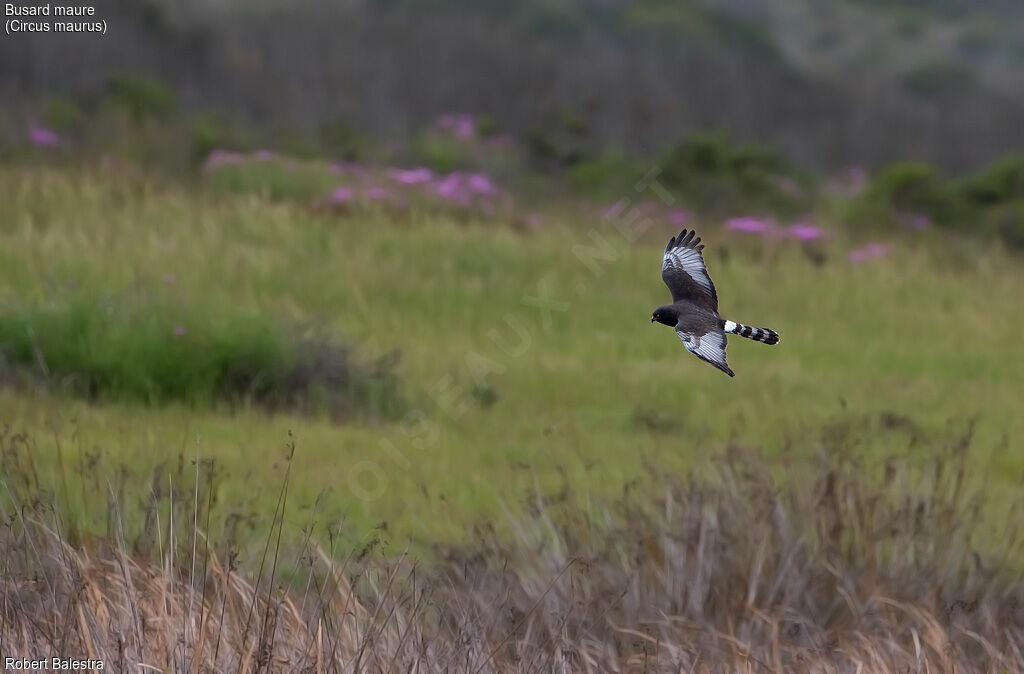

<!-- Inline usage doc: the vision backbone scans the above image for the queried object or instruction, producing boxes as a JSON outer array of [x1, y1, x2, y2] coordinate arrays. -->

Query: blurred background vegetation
[[1, 0, 1023, 544], [4, 0, 1024, 243]]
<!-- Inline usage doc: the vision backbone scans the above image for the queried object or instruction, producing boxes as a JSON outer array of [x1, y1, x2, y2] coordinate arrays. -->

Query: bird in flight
[[651, 229, 779, 377]]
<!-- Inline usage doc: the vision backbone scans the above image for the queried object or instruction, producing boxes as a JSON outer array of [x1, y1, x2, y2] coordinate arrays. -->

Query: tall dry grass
[[2, 427, 1023, 672]]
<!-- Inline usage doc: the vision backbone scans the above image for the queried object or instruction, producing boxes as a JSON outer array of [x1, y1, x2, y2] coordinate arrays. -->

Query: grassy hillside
[[1, 164, 1022, 551]]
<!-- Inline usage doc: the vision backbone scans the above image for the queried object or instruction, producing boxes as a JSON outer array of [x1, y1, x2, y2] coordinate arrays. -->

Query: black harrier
[[651, 229, 779, 377]]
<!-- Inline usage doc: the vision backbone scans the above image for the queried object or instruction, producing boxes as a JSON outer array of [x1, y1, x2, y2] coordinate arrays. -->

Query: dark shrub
[[991, 200, 1024, 251], [105, 72, 177, 121], [41, 97, 87, 134], [409, 133, 473, 173], [565, 155, 639, 195], [190, 113, 250, 163], [955, 154, 1024, 207], [659, 131, 808, 216], [473, 114, 500, 137], [525, 126, 560, 167], [523, 109, 599, 170], [319, 118, 368, 161], [559, 108, 588, 137], [870, 162, 947, 213], [850, 161, 967, 229]]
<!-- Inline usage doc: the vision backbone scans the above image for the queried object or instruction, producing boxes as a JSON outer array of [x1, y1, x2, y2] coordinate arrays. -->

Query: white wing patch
[[663, 247, 715, 297], [677, 329, 731, 373]]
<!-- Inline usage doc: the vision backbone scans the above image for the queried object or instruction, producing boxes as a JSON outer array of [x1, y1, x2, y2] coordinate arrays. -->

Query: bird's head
[[651, 306, 676, 326]]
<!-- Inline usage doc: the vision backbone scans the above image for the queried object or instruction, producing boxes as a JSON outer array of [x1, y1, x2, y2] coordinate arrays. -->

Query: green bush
[[409, 133, 475, 172], [559, 108, 588, 137], [0, 297, 291, 405], [990, 200, 1024, 251], [277, 131, 321, 160], [190, 113, 251, 163], [868, 162, 948, 214], [850, 161, 967, 229], [474, 115, 501, 138], [955, 154, 1024, 207], [105, 72, 177, 121], [523, 109, 599, 170], [565, 155, 639, 195], [663, 131, 731, 175], [658, 131, 808, 216], [41, 97, 87, 133], [524, 126, 560, 167], [318, 118, 368, 161], [0, 296, 402, 418]]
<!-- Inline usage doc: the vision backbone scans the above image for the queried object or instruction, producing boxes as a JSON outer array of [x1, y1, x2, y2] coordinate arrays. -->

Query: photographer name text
[[4, 658, 104, 670]]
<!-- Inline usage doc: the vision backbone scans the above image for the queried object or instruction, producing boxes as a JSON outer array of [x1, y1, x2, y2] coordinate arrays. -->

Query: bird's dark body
[[652, 229, 780, 377], [653, 301, 721, 334]]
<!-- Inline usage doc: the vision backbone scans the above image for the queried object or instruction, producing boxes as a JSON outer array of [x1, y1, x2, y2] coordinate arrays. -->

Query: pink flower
[[330, 161, 365, 175], [774, 176, 804, 198], [848, 243, 889, 263], [426, 171, 498, 205], [725, 217, 774, 234], [28, 122, 60, 147], [173, 326, 187, 337], [827, 166, 868, 198], [524, 213, 543, 229], [432, 172, 471, 205], [846, 166, 867, 183], [433, 173, 460, 194], [203, 149, 244, 172], [454, 118, 474, 140], [328, 186, 355, 204], [388, 167, 434, 185], [254, 149, 277, 162], [632, 201, 660, 216], [907, 214, 932, 231], [162, 273, 176, 285], [467, 173, 497, 195], [364, 186, 394, 201], [436, 113, 475, 140], [601, 201, 626, 219], [667, 210, 690, 226], [786, 223, 824, 241]]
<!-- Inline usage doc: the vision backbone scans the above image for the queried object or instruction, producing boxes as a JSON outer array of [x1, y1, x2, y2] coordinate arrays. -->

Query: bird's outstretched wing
[[662, 229, 718, 311], [676, 328, 734, 377]]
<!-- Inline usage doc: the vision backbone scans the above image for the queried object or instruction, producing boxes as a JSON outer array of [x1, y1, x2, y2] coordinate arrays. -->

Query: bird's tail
[[723, 320, 780, 345]]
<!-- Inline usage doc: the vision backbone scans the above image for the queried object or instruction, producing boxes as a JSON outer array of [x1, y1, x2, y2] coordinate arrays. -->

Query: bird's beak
[[650, 315, 656, 323]]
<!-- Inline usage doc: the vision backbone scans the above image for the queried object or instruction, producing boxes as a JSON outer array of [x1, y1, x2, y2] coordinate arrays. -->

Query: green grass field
[[1, 164, 1022, 550]]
